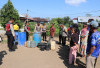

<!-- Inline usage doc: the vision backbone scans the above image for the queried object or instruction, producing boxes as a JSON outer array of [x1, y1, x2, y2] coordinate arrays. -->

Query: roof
[[20, 17, 48, 22]]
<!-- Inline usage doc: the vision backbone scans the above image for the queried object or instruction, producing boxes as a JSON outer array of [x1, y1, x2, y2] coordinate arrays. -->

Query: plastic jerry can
[[24, 42, 27, 47], [50, 41, 55, 50]]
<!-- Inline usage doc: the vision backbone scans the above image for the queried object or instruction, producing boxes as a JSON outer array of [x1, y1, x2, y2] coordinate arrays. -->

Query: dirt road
[[0, 37, 100, 68]]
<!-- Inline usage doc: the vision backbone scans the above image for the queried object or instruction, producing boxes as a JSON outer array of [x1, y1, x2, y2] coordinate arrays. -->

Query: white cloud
[[65, 0, 86, 5]]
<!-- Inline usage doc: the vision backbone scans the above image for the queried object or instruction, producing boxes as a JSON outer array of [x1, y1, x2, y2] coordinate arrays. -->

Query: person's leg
[[86, 56, 96, 68], [64, 37, 66, 46], [81, 44, 84, 56], [84, 45, 87, 56], [42, 33, 45, 41], [10, 35, 14, 51], [69, 47, 73, 64], [48, 36, 51, 42], [26, 32, 28, 41], [44, 32, 46, 41], [26, 32, 29, 41], [94, 58, 97, 68], [62, 36, 66, 46], [52, 37, 54, 41], [73, 49, 77, 65], [7, 35, 11, 50], [59, 35, 61, 44], [62, 36, 64, 45]]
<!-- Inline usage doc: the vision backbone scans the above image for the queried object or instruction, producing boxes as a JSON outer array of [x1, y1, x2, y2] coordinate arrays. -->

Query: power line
[[24, 9, 100, 18], [61, 10, 100, 16]]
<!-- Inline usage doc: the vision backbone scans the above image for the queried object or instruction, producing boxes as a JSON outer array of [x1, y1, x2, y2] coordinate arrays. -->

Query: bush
[[29, 22, 36, 32]]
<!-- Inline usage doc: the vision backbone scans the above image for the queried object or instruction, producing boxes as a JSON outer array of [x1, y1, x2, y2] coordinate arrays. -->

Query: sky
[[0, 0, 100, 19]]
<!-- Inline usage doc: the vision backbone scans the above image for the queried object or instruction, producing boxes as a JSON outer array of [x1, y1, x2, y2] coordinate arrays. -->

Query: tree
[[63, 16, 73, 27], [0, 0, 21, 28], [56, 18, 63, 24]]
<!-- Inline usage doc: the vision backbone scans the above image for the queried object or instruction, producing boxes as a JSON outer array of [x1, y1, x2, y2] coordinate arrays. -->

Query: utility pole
[[27, 9, 29, 22]]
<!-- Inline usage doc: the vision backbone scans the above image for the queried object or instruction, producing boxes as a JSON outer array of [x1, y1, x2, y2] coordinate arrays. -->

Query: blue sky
[[0, 0, 100, 18]]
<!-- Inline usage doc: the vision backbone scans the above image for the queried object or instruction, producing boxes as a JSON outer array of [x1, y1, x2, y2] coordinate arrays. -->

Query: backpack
[[6, 23, 11, 32]]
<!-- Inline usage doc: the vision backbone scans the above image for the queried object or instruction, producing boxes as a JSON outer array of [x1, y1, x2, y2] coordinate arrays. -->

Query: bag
[[6, 23, 11, 32], [6, 23, 12, 35], [38, 43, 50, 51]]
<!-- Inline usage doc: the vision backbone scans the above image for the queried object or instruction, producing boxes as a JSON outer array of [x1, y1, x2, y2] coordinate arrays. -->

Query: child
[[69, 27, 79, 65]]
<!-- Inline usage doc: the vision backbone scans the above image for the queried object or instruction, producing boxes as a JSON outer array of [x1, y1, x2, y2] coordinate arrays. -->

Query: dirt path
[[0, 37, 100, 68]]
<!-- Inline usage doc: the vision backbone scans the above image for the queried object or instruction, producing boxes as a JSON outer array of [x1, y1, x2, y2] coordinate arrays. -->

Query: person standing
[[67, 26, 72, 41], [86, 21, 100, 68], [14, 22, 19, 43], [69, 27, 79, 65], [80, 24, 88, 57], [49, 24, 55, 41], [42, 23, 47, 41], [62, 24, 67, 46], [6, 18, 15, 51], [58, 24, 63, 44], [14, 22, 19, 32], [34, 22, 42, 33], [24, 22, 31, 41]]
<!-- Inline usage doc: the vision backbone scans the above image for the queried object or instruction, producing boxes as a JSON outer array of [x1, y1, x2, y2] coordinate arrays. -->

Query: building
[[77, 16, 100, 23], [20, 14, 49, 23], [73, 16, 100, 23]]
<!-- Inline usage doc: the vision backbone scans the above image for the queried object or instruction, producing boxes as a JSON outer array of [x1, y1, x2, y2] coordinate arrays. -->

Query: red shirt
[[50, 26, 55, 37]]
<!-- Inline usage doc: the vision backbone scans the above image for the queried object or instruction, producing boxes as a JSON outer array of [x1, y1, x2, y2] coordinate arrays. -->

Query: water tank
[[33, 32, 41, 46], [18, 32, 26, 46]]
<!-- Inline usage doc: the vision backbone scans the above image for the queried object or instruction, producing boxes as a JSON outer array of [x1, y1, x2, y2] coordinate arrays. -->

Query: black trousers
[[42, 32, 46, 41], [7, 34, 14, 50], [59, 35, 62, 43], [26, 32, 29, 41], [62, 36, 66, 46]]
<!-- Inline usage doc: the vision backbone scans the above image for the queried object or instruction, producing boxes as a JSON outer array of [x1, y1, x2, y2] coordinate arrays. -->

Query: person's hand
[[76, 44, 79, 48], [29, 32, 31, 34], [87, 54, 90, 57], [74, 43, 76, 45], [14, 36, 15, 39]]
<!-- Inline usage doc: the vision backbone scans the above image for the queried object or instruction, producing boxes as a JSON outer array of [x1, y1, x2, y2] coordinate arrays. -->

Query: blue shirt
[[86, 31, 100, 58]]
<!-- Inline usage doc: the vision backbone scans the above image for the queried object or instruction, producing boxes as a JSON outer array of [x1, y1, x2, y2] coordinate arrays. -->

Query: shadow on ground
[[0, 51, 7, 65], [57, 45, 86, 68]]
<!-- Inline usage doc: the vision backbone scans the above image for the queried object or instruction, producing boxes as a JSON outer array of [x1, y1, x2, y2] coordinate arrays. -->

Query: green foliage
[[0, 0, 21, 28], [46, 17, 73, 36], [56, 18, 63, 24], [29, 22, 37, 32]]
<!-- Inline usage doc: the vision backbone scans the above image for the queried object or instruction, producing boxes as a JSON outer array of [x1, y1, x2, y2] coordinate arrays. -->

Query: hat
[[90, 21, 99, 28]]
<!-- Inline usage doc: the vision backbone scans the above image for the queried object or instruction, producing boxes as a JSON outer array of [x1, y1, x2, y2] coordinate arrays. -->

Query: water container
[[27, 41, 31, 48], [27, 41, 36, 48], [33, 32, 41, 46], [18, 32, 26, 46], [50, 40, 55, 50], [15, 32, 19, 42], [30, 41, 36, 48]]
